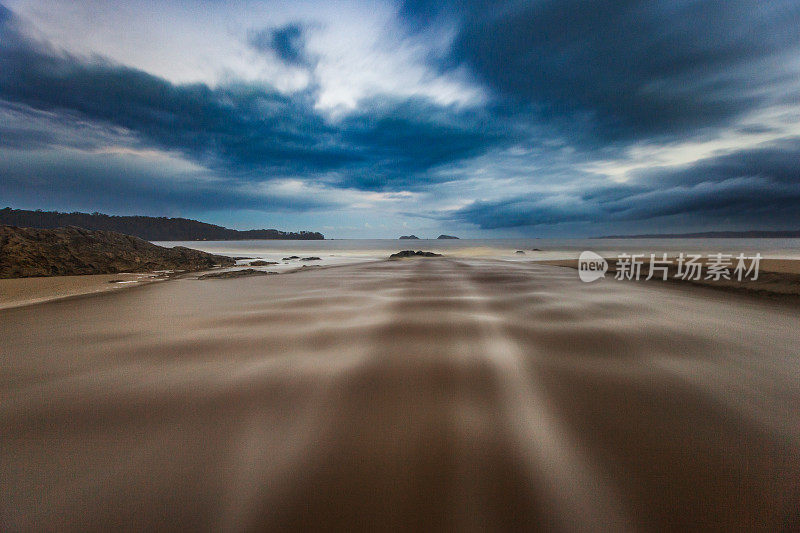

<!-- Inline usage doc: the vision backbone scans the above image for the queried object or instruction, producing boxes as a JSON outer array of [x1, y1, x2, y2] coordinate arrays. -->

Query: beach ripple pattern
[[2, 259, 799, 531]]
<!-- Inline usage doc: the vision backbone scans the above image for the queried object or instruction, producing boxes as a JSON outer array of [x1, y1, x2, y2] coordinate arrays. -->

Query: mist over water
[[155, 238, 800, 271], [3, 258, 799, 530]]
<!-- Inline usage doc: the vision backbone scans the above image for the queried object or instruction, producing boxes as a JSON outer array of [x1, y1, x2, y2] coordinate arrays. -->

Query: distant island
[[0, 225, 235, 278], [399, 234, 460, 239], [0, 208, 324, 241], [595, 230, 800, 239]]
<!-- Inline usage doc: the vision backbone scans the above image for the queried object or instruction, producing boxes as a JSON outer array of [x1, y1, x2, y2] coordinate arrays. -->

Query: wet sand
[[0, 272, 165, 310], [2, 258, 799, 531]]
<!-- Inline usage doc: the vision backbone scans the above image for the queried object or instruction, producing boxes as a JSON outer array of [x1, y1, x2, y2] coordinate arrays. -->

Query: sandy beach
[[2, 258, 799, 531], [4, 253, 799, 310], [0, 272, 168, 310]]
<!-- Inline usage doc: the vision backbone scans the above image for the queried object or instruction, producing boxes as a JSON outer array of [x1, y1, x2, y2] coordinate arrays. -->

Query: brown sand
[[0, 272, 164, 310], [2, 259, 799, 531]]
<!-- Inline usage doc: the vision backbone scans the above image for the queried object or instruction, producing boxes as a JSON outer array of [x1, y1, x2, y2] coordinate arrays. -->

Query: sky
[[0, 0, 799, 238]]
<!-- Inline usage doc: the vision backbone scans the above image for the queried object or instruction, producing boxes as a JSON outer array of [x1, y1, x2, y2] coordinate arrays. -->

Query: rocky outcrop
[[389, 250, 442, 259], [198, 269, 276, 279], [300, 256, 321, 261], [249, 260, 278, 266], [0, 225, 235, 278], [437, 235, 459, 239], [399, 235, 420, 240]]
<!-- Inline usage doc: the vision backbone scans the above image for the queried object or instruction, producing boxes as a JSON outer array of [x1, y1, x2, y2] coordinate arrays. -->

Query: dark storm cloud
[[0, 33, 352, 172], [333, 98, 506, 189], [0, 124, 56, 150], [450, 140, 800, 230], [635, 138, 800, 187], [401, 0, 800, 142], [0, 148, 332, 215], [249, 23, 311, 67], [0, 12, 506, 193]]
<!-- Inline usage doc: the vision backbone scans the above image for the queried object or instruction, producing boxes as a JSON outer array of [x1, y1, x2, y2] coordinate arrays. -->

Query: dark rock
[[399, 235, 420, 240], [437, 235, 459, 239], [515, 250, 526, 254], [530, 248, 542, 251], [249, 260, 279, 266], [197, 269, 276, 280], [300, 256, 321, 261], [0, 225, 235, 279], [389, 250, 442, 259], [282, 256, 300, 260]]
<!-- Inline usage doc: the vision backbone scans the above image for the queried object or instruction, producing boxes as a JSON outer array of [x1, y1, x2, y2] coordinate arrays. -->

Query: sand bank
[[0, 272, 168, 310], [2, 259, 799, 530]]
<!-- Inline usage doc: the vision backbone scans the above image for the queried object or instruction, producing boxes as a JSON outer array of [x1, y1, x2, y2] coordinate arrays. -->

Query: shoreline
[[0, 272, 168, 311], [0, 260, 385, 311], [4, 256, 800, 311], [0, 256, 800, 311]]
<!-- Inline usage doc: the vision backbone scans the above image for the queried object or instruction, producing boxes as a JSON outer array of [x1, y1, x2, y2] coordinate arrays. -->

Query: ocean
[[153, 238, 800, 272]]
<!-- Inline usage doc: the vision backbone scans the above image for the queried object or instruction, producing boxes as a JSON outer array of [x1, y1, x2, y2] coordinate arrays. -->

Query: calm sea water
[[154, 238, 800, 271]]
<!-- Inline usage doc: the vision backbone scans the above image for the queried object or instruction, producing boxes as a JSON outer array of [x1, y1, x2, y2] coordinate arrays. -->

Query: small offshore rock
[[389, 250, 442, 259], [198, 269, 276, 280]]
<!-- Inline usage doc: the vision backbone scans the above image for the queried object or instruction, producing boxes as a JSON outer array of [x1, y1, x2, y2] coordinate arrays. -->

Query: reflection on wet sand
[[2, 259, 799, 530]]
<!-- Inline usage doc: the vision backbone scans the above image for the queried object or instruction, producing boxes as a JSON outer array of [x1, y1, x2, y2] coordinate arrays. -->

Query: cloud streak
[[449, 139, 800, 232], [402, 0, 800, 142]]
